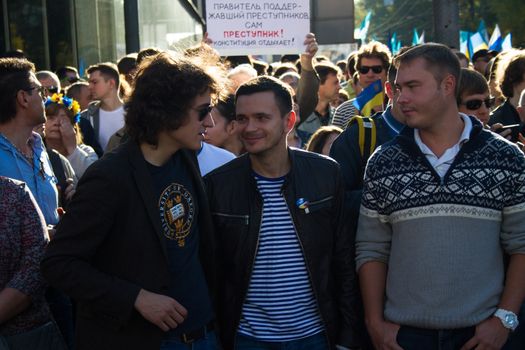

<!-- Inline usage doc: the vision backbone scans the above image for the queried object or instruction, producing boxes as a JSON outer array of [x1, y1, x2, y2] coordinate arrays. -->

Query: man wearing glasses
[[0, 58, 59, 227], [36, 70, 61, 96], [42, 52, 220, 350], [332, 41, 391, 128]]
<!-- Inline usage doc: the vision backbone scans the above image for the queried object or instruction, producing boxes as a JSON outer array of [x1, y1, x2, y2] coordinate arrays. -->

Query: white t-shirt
[[98, 106, 125, 151], [197, 142, 236, 176]]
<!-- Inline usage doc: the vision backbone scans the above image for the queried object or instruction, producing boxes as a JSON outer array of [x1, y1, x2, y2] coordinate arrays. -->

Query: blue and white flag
[[355, 11, 372, 42], [502, 33, 512, 51], [489, 24, 502, 52]]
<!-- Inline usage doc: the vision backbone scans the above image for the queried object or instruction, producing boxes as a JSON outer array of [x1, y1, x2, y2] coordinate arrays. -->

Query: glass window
[[46, 0, 75, 71], [74, 0, 125, 76], [137, 0, 203, 51], [7, 0, 47, 69]]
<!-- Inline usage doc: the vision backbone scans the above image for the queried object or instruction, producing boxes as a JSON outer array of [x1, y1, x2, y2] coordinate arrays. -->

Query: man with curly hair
[[42, 52, 219, 350]]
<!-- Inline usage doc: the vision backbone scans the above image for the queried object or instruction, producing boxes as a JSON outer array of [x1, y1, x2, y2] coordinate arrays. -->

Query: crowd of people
[[1, 32, 525, 350]]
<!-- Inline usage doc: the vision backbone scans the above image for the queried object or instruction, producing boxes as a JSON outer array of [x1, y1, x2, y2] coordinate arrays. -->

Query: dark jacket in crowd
[[41, 141, 216, 350], [205, 148, 360, 350], [488, 99, 525, 142]]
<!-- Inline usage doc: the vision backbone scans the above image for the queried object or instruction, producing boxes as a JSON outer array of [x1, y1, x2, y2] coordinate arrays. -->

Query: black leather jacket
[[205, 148, 360, 350]]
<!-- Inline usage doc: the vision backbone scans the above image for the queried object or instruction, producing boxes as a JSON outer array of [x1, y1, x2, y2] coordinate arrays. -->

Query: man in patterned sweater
[[356, 43, 525, 350]]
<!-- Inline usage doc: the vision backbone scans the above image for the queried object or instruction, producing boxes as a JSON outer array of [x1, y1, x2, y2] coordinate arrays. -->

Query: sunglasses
[[47, 86, 60, 94], [358, 65, 384, 74], [24, 85, 47, 100], [195, 105, 213, 121], [462, 97, 495, 110]]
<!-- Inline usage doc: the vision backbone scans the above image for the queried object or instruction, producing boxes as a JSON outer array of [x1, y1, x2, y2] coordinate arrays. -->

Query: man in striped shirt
[[205, 76, 360, 350]]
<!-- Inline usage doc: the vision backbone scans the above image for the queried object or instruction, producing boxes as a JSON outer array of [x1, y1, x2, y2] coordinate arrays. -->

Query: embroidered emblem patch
[[159, 183, 194, 247]]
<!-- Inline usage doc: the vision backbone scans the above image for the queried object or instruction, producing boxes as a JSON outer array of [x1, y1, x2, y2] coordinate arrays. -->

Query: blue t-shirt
[[146, 151, 213, 336]]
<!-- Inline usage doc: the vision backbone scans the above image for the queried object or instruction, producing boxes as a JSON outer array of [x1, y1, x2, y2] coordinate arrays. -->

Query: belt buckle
[[182, 333, 194, 344]]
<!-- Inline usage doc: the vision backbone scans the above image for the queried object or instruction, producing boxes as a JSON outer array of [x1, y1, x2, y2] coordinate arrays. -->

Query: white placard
[[205, 0, 310, 56]]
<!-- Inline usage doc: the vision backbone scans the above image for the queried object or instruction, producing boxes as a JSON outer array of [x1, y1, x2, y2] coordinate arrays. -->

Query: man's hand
[[300, 33, 318, 72], [59, 117, 77, 156], [63, 178, 75, 202], [367, 319, 402, 350], [134, 289, 187, 332], [460, 317, 510, 350], [490, 123, 512, 140]]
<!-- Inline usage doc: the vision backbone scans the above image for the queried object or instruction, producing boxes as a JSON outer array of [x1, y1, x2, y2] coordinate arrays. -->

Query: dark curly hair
[[125, 52, 219, 146], [0, 58, 35, 124], [501, 52, 525, 98]]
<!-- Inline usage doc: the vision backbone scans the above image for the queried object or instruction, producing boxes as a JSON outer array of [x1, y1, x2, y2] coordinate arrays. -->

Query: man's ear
[[441, 74, 456, 97], [286, 110, 296, 131], [16, 90, 29, 109], [226, 120, 236, 135], [385, 81, 394, 100]]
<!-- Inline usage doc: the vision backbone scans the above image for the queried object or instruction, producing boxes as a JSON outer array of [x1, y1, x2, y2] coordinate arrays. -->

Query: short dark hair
[[235, 76, 293, 117], [394, 43, 460, 94], [273, 62, 298, 78], [457, 68, 489, 104], [125, 52, 219, 146], [356, 41, 392, 71], [305, 125, 342, 154], [314, 62, 341, 84], [136, 48, 161, 65], [346, 52, 358, 76], [472, 49, 489, 64], [0, 58, 35, 124], [252, 60, 268, 76], [501, 53, 525, 98], [86, 62, 120, 87], [214, 93, 236, 123], [65, 81, 89, 100], [388, 46, 411, 85], [55, 66, 79, 80], [117, 54, 138, 75]]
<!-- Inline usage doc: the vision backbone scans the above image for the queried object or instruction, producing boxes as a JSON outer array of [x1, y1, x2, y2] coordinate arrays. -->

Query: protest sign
[[205, 0, 310, 56]]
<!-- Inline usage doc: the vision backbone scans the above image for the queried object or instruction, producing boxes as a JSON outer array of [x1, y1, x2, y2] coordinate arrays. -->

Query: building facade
[[1, 0, 204, 73]]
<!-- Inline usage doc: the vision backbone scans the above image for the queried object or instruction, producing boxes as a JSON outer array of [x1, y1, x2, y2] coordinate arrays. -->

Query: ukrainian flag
[[353, 79, 384, 117]]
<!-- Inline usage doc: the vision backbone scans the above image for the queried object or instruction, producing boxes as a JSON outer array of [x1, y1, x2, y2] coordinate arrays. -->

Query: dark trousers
[[396, 326, 475, 350], [235, 332, 328, 350]]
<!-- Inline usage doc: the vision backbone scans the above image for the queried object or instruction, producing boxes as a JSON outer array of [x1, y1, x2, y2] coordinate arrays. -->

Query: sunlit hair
[[125, 52, 219, 146]]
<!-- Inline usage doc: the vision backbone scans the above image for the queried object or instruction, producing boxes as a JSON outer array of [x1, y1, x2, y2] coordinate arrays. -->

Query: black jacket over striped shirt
[[205, 148, 360, 349]]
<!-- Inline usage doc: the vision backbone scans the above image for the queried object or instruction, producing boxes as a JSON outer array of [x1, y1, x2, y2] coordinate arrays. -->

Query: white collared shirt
[[414, 113, 472, 178]]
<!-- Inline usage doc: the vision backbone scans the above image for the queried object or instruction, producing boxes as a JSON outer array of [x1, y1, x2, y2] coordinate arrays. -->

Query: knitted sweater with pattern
[[356, 116, 525, 329]]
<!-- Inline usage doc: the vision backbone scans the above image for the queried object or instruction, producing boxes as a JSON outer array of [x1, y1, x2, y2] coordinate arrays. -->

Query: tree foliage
[[355, 0, 524, 48]]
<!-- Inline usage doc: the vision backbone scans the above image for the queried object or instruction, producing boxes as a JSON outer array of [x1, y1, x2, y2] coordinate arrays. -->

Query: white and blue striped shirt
[[237, 173, 324, 341]]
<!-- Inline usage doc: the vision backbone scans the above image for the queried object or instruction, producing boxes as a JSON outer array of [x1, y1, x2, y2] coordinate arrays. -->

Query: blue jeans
[[235, 332, 328, 350], [395, 325, 475, 350], [160, 330, 218, 350], [2, 321, 67, 350]]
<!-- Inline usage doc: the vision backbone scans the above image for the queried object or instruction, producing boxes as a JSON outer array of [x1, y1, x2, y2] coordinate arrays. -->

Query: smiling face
[[235, 91, 294, 157]]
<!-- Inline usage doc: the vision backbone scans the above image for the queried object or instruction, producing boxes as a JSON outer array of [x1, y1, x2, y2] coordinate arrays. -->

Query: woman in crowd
[[0, 176, 66, 350], [305, 125, 343, 156], [44, 93, 98, 179]]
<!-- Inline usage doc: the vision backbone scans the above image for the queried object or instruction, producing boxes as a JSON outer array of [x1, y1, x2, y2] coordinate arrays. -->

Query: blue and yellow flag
[[353, 80, 384, 117]]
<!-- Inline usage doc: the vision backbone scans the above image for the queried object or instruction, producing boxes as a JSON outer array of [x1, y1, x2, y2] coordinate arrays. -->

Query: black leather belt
[[180, 321, 214, 344]]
